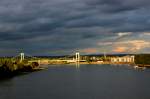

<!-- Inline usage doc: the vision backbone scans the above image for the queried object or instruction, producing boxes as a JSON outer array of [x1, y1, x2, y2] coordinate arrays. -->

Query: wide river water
[[0, 64, 150, 99]]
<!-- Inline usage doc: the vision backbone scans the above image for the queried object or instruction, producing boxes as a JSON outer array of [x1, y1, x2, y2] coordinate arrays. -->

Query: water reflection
[[75, 62, 80, 69]]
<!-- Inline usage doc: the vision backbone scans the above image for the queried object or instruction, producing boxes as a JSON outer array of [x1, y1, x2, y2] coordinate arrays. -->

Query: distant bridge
[[12, 52, 85, 65], [12, 52, 41, 65]]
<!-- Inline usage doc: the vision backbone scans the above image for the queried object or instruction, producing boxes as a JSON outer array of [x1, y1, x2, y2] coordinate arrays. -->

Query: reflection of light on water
[[76, 62, 80, 69]]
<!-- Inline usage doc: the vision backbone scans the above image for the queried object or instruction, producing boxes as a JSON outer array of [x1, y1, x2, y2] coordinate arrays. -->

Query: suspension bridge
[[11, 52, 86, 65], [11, 52, 41, 66]]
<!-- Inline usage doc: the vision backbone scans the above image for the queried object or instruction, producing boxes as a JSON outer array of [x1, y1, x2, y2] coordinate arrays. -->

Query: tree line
[[135, 54, 150, 65]]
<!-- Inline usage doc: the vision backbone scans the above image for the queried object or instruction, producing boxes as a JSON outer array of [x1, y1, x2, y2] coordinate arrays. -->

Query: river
[[0, 64, 150, 99]]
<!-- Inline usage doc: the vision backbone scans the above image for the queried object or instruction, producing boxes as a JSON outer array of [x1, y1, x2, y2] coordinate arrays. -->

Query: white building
[[111, 55, 135, 63]]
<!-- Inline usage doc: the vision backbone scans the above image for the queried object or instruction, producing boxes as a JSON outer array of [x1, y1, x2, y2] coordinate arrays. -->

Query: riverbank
[[0, 58, 45, 78], [0, 66, 45, 78], [136, 64, 150, 68], [44, 61, 150, 68], [42, 61, 134, 65]]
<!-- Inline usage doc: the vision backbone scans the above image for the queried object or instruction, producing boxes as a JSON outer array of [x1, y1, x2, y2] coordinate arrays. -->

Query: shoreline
[[1, 62, 149, 79], [0, 67, 47, 79], [41, 62, 134, 65], [41, 62, 150, 68]]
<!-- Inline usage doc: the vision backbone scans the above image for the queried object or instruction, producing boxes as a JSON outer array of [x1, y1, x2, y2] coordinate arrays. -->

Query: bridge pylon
[[20, 53, 25, 62], [75, 52, 80, 62]]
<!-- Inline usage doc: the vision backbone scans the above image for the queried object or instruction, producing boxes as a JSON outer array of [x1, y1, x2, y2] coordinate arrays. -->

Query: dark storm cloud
[[0, 0, 150, 55], [85, 0, 150, 13]]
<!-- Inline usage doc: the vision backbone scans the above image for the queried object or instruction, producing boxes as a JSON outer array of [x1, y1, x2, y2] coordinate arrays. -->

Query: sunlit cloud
[[113, 40, 150, 53], [98, 42, 113, 46], [80, 48, 98, 54], [98, 32, 133, 46], [129, 40, 150, 51], [98, 39, 150, 53], [143, 32, 150, 36], [117, 32, 132, 37], [113, 47, 128, 53]]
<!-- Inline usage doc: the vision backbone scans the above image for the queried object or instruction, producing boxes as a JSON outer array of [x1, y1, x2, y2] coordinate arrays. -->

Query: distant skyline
[[0, 0, 150, 56]]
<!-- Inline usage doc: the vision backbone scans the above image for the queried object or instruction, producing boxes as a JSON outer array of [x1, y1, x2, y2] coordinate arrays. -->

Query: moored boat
[[134, 65, 146, 70]]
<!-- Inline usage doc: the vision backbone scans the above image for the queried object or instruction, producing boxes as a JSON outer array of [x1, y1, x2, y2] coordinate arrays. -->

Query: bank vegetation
[[0, 58, 39, 77]]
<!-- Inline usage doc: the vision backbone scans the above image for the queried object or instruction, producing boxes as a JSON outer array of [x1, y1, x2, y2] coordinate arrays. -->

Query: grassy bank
[[0, 58, 39, 78]]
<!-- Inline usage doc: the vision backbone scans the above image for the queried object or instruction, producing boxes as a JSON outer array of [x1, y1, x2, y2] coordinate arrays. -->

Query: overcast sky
[[0, 0, 150, 56]]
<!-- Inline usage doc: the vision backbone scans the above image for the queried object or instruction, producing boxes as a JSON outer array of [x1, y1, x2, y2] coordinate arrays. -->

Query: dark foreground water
[[0, 64, 150, 99]]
